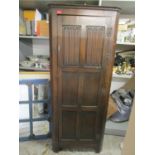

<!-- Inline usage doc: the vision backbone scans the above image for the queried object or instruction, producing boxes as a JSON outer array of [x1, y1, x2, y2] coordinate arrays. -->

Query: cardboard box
[[37, 20, 49, 36], [25, 21, 31, 35], [122, 102, 135, 155], [23, 10, 36, 21], [107, 96, 117, 118], [19, 9, 26, 35]]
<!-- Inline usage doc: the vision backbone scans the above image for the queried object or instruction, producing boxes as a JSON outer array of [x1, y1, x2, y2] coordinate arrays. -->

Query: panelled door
[[56, 12, 116, 144]]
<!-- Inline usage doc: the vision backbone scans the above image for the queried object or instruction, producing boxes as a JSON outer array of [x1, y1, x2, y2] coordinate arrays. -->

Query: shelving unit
[[100, 0, 135, 136], [19, 66, 49, 71]]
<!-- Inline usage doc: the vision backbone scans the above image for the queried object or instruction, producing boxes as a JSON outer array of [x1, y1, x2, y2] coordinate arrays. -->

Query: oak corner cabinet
[[49, 4, 120, 153]]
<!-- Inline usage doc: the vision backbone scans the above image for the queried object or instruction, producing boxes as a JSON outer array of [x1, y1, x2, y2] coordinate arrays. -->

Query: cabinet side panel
[[49, 10, 59, 149]]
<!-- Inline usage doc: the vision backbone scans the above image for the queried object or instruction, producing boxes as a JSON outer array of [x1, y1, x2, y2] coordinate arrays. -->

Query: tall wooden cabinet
[[49, 4, 120, 152]]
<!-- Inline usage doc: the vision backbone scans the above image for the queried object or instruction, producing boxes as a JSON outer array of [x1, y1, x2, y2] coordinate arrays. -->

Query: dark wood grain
[[49, 10, 60, 152], [49, 4, 120, 152]]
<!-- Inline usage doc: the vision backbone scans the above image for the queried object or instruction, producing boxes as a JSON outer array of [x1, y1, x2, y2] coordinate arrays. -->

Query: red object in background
[[56, 10, 63, 14]]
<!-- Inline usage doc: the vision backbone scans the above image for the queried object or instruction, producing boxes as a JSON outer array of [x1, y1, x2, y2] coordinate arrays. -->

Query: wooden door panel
[[79, 111, 96, 140], [61, 111, 77, 139], [62, 72, 78, 105], [80, 72, 101, 106], [55, 10, 118, 148], [60, 16, 112, 67], [61, 71, 101, 107], [62, 25, 81, 66], [85, 26, 105, 66], [58, 15, 108, 142]]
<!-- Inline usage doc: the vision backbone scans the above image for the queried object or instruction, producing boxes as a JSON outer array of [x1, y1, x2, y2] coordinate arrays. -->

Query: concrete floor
[[19, 135, 124, 155]]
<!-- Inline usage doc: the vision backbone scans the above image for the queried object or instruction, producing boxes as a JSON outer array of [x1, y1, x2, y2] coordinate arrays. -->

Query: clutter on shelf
[[117, 18, 135, 44], [19, 55, 50, 71], [113, 50, 135, 76], [19, 9, 49, 37]]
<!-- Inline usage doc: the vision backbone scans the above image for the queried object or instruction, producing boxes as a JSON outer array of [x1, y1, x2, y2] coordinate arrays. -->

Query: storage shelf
[[116, 42, 135, 45], [19, 66, 49, 71], [112, 73, 133, 78], [19, 35, 49, 39]]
